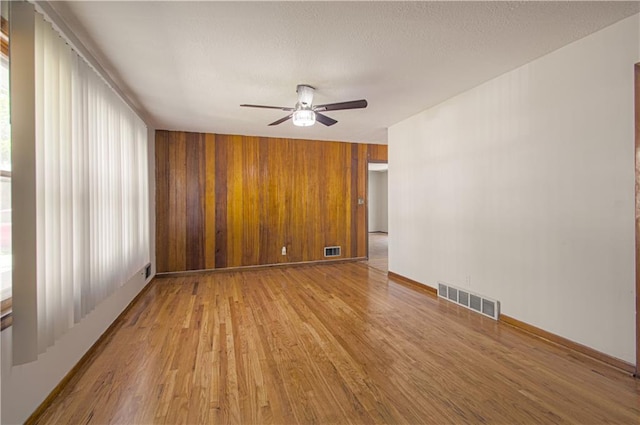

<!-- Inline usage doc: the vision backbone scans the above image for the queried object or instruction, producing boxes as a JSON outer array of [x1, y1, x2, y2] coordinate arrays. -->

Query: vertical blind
[[34, 15, 149, 352]]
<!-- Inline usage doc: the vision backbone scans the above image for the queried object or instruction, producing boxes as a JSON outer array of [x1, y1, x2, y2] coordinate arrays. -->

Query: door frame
[[366, 159, 388, 260], [635, 62, 639, 377], [634, 62, 640, 378]]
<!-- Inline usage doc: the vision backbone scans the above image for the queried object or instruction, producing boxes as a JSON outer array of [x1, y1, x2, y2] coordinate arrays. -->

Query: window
[[0, 0, 11, 330], [7, 2, 149, 362]]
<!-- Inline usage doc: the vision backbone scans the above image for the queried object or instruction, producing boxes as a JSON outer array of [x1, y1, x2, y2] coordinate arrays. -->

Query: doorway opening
[[367, 162, 388, 272]]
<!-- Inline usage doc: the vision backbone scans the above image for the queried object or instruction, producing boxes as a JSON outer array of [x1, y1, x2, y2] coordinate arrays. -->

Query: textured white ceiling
[[47, 1, 639, 144]]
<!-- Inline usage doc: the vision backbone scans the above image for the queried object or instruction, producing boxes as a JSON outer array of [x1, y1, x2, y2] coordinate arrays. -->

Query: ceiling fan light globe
[[292, 110, 316, 127]]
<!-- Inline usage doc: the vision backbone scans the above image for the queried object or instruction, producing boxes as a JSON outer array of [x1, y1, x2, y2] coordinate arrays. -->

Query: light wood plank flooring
[[35, 262, 639, 424]]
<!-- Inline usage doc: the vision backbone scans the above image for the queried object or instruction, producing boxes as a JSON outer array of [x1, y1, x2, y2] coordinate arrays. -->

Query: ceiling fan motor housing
[[296, 84, 315, 108]]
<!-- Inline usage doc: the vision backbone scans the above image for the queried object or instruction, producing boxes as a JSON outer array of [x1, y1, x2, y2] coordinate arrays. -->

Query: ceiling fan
[[240, 84, 368, 127]]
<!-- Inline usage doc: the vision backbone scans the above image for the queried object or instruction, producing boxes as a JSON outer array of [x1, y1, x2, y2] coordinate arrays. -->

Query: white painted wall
[[368, 171, 388, 233], [389, 14, 640, 364]]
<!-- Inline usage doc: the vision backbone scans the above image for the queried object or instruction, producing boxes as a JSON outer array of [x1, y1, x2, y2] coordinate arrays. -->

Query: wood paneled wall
[[156, 131, 387, 273], [368, 143, 388, 163]]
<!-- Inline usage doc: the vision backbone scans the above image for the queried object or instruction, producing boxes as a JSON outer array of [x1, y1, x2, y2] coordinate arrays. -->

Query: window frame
[[0, 11, 11, 331]]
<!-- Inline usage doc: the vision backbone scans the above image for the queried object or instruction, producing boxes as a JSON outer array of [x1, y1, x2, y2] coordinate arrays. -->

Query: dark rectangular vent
[[470, 294, 482, 312], [145, 263, 152, 279], [324, 246, 341, 257], [482, 299, 495, 318], [437, 281, 500, 320], [458, 290, 469, 307], [447, 287, 458, 302]]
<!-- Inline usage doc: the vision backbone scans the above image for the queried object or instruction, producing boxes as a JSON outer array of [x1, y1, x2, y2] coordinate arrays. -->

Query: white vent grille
[[437, 281, 500, 320], [324, 246, 341, 257]]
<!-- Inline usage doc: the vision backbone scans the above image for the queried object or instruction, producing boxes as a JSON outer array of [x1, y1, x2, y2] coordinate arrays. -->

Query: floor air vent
[[437, 282, 500, 320], [324, 246, 341, 257]]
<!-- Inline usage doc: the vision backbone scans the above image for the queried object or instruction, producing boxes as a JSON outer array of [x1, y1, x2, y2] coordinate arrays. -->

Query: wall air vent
[[437, 281, 500, 320], [324, 246, 341, 257]]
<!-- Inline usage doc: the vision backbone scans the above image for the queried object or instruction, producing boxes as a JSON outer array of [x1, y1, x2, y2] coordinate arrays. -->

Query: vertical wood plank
[[155, 131, 169, 272], [305, 140, 321, 261], [168, 132, 187, 271], [215, 135, 228, 269], [278, 138, 293, 264], [227, 135, 244, 268], [242, 136, 261, 266], [343, 142, 352, 257], [323, 142, 338, 251], [317, 141, 329, 257], [185, 132, 205, 270], [290, 139, 307, 263], [204, 134, 216, 269], [258, 137, 271, 265]]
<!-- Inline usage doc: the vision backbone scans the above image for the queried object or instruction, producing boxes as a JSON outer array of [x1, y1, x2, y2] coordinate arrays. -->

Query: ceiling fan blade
[[241, 104, 295, 111], [268, 115, 293, 126], [314, 99, 368, 112], [315, 112, 338, 127]]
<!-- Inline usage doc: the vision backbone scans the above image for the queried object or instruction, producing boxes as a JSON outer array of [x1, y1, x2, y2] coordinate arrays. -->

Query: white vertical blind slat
[[34, 15, 149, 353]]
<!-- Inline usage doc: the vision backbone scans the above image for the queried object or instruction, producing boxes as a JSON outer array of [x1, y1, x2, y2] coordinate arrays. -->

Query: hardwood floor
[[35, 262, 639, 424], [366, 232, 388, 273]]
